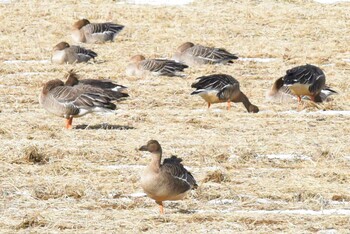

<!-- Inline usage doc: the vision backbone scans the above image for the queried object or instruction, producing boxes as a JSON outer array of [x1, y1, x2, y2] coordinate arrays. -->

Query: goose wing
[[86, 23, 124, 36], [189, 45, 238, 63], [284, 64, 325, 86], [51, 86, 116, 110], [140, 59, 188, 76], [162, 156, 198, 190], [191, 74, 238, 90], [70, 45, 97, 59]]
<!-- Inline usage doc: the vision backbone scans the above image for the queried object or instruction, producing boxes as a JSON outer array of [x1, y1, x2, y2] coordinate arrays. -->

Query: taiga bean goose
[[139, 140, 197, 214], [126, 55, 188, 77], [268, 64, 337, 105], [52, 42, 97, 64], [173, 42, 238, 66], [71, 19, 124, 43], [39, 71, 128, 129], [191, 74, 259, 113]]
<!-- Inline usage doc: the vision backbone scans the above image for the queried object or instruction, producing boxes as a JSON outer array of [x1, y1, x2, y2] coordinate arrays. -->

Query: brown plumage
[[71, 19, 124, 43], [191, 74, 259, 112], [139, 140, 197, 214], [173, 42, 238, 66], [126, 55, 188, 77], [52, 41, 97, 64], [39, 71, 128, 129]]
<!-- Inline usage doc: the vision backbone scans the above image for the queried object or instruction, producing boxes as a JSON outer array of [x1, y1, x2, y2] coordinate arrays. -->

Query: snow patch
[[192, 108, 223, 113], [342, 59, 350, 62], [0, 0, 11, 3], [118, 0, 193, 5], [125, 192, 147, 198], [314, 0, 350, 3], [196, 208, 350, 215], [236, 209, 350, 215], [208, 199, 237, 205], [238, 57, 278, 63], [257, 154, 312, 161], [279, 110, 350, 116], [103, 164, 145, 170], [3, 60, 50, 64]]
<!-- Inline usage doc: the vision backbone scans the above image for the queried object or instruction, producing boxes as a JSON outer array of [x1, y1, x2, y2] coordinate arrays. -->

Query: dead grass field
[[1, 0, 350, 233]]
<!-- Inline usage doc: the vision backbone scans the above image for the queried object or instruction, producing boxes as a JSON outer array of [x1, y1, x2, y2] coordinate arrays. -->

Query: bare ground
[[0, 0, 350, 233]]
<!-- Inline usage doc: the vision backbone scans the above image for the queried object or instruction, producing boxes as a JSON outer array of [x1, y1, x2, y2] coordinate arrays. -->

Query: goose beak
[[139, 145, 148, 151]]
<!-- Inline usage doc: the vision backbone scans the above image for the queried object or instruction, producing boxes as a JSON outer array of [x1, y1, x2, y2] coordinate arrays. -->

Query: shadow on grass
[[74, 124, 135, 130]]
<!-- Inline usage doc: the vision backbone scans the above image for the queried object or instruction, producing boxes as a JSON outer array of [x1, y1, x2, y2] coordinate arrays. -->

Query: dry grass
[[1, 0, 350, 233]]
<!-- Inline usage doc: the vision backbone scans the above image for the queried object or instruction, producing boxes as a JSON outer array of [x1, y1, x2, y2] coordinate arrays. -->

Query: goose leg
[[227, 100, 231, 110], [207, 102, 211, 109], [297, 96, 302, 111], [65, 117, 73, 129], [156, 201, 164, 214]]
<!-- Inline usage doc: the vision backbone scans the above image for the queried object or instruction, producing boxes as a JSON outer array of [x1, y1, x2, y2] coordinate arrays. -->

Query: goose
[[191, 74, 259, 113], [139, 140, 197, 214], [51, 42, 97, 64], [173, 42, 238, 66], [268, 64, 337, 104], [126, 55, 188, 77], [71, 19, 124, 43], [39, 71, 128, 129]]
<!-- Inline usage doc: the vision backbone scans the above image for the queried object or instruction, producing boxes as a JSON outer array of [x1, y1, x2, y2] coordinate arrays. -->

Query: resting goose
[[39, 71, 128, 129], [268, 64, 337, 104], [191, 74, 259, 113], [173, 42, 238, 66], [51, 41, 97, 64], [52, 42, 97, 64], [139, 140, 197, 214], [126, 55, 188, 77], [71, 19, 124, 43]]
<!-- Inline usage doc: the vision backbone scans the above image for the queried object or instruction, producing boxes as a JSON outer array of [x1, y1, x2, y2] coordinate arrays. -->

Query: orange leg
[[156, 201, 164, 214], [297, 96, 302, 111], [227, 100, 231, 110], [297, 96, 301, 103], [207, 102, 211, 109], [65, 117, 73, 129], [310, 96, 315, 102]]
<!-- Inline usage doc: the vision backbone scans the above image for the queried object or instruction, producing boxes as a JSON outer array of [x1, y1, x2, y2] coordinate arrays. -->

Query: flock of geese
[[40, 19, 337, 214]]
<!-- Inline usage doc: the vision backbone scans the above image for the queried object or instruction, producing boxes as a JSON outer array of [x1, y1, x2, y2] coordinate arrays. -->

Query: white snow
[[118, 0, 193, 6], [236, 209, 350, 215], [342, 59, 350, 62], [238, 57, 278, 63], [103, 164, 145, 170], [3, 60, 50, 64], [208, 199, 237, 205], [278, 110, 350, 116], [257, 154, 312, 161], [314, 0, 350, 3], [125, 192, 147, 197], [0, 0, 11, 3], [195, 208, 350, 215]]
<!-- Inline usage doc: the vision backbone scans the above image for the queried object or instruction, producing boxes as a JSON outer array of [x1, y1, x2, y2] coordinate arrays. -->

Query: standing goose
[[52, 42, 97, 64], [126, 55, 188, 77], [39, 71, 128, 129], [191, 74, 259, 113], [173, 42, 238, 66], [139, 140, 197, 214], [268, 64, 337, 104], [71, 19, 124, 43]]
